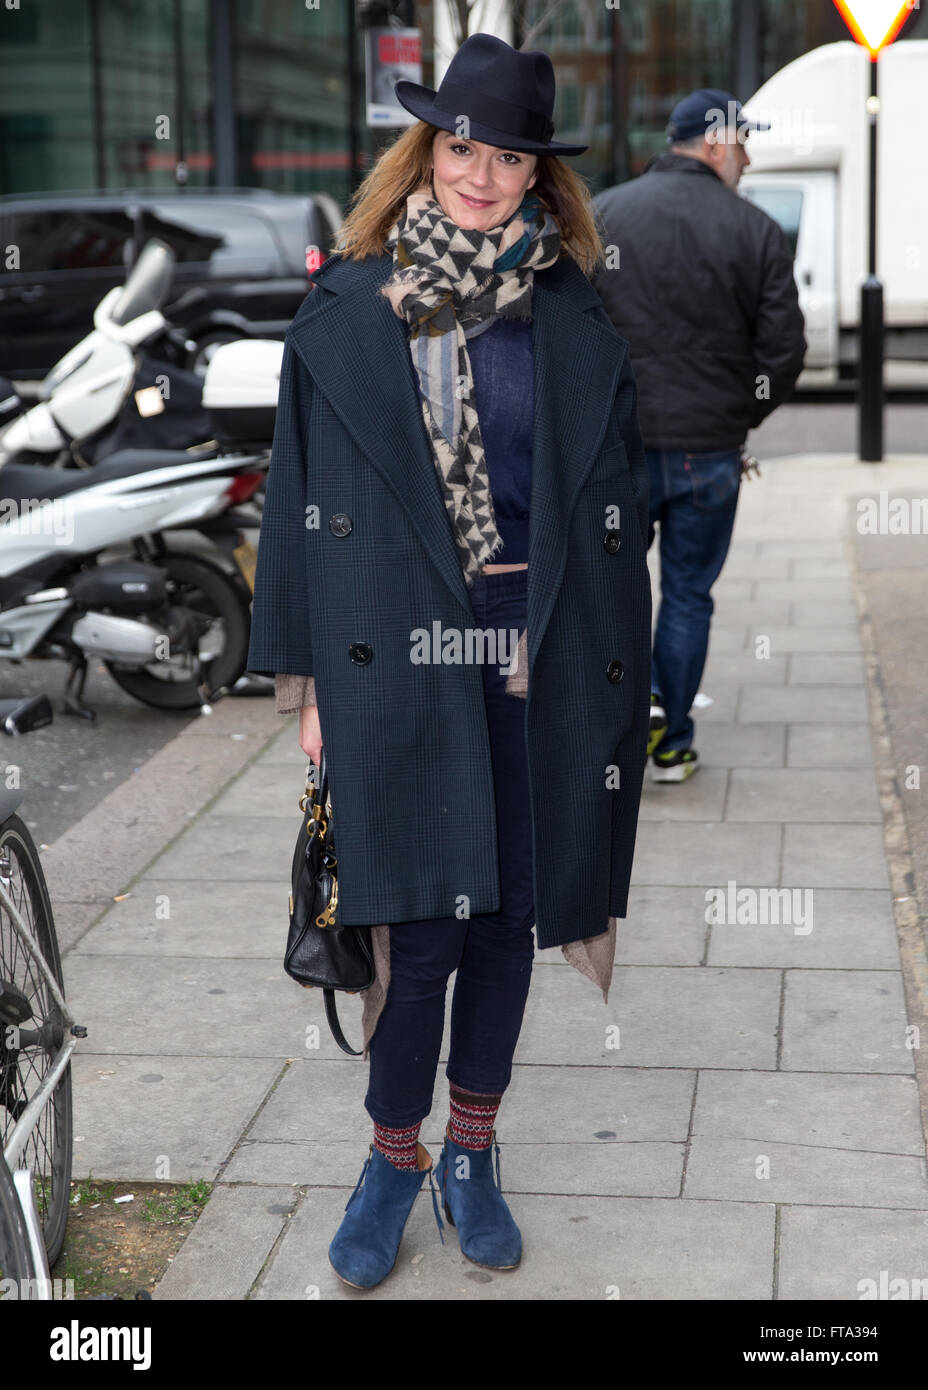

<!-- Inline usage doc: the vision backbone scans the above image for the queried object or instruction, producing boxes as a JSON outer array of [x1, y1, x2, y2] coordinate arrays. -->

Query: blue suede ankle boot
[[433, 1123, 522, 1270], [328, 1140, 445, 1289]]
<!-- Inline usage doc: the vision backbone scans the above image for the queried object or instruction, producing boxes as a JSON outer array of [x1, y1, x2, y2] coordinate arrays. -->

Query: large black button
[[604, 531, 622, 553], [329, 513, 352, 537], [349, 642, 372, 665], [606, 659, 624, 683]]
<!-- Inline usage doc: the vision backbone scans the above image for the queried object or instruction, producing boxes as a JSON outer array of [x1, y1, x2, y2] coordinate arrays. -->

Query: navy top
[[467, 317, 533, 563]]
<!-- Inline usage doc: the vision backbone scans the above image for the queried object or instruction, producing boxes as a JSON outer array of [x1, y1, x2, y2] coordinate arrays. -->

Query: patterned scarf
[[380, 186, 561, 584]]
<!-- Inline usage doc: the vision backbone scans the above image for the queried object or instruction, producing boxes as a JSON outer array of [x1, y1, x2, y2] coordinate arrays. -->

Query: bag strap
[[324, 989, 363, 1057], [311, 754, 360, 1058]]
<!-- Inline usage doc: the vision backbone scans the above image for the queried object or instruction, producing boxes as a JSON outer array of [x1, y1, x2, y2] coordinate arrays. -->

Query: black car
[[0, 188, 342, 380]]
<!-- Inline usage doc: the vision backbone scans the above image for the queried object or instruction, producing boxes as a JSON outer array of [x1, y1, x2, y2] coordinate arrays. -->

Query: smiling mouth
[[459, 193, 495, 207]]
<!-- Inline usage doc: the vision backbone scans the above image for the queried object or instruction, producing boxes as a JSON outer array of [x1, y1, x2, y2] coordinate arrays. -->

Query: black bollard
[[859, 276, 884, 462]]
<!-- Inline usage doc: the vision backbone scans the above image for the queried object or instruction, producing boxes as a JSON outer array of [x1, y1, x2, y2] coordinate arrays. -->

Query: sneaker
[[652, 747, 699, 782], [647, 695, 668, 756]]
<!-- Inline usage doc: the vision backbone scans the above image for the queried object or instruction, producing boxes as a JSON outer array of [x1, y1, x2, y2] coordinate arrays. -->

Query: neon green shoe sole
[[652, 748, 699, 783], [647, 696, 668, 757]]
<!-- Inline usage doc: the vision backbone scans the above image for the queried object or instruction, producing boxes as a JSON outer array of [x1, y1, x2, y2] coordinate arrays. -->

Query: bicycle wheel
[[0, 1149, 36, 1290], [0, 814, 73, 1268]]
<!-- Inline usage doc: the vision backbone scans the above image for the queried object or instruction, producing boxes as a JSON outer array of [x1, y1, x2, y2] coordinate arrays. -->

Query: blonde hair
[[335, 122, 605, 277]]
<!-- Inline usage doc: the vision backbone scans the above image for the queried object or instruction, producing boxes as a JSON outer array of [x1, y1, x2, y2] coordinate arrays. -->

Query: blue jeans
[[364, 567, 535, 1128], [646, 448, 742, 754]]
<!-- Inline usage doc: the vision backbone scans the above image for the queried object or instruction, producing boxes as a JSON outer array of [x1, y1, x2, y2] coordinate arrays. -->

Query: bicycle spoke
[[0, 822, 72, 1263]]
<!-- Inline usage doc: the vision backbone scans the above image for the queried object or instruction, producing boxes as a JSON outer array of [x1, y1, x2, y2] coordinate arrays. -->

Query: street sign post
[[832, 2, 914, 461]]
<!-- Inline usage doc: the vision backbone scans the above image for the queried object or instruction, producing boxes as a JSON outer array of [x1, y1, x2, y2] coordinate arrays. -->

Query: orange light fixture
[[832, 0, 913, 57]]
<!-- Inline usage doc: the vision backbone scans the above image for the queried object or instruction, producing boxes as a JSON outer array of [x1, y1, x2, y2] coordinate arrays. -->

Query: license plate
[[232, 540, 258, 593]]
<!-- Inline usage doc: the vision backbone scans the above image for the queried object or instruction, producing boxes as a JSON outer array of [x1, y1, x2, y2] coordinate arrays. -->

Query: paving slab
[[65, 954, 342, 1059], [153, 1183, 299, 1300], [692, 1070, 924, 1153], [610, 885, 711, 964], [760, 579, 855, 603], [686, 684, 740, 722], [781, 824, 890, 889], [70, 1053, 283, 1181], [248, 1057, 693, 1144], [787, 653, 865, 685], [789, 601, 859, 627], [74, 878, 284, 956], [701, 652, 787, 686], [786, 724, 874, 768], [684, 1138, 928, 1208], [249, 1189, 775, 1300], [778, 1205, 928, 1300], [707, 888, 900, 969], [713, 599, 793, 625], [721, 555, 792, 580], [211, 760, 305, 818], [631, 821, 781, 885], [758, 541, 850, 560], [695, 723, 787, 769], [230, 1138, 685, 1198], [743, 625, 863, 653], [781, 969, 914, 1074], [514, 964, 780, 1069], [147, 813, 296, 882], [739, 685, 869, 723], [791, 558, 854, 578], [639, 768, 729, 820], [725, 768, 881, 823]]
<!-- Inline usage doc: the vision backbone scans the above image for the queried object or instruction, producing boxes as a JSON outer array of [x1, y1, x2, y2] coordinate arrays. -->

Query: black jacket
[[591, 154, 807, 451]]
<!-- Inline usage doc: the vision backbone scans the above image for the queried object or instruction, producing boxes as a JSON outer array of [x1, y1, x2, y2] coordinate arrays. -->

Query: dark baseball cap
[[667, 88, 771, 144]]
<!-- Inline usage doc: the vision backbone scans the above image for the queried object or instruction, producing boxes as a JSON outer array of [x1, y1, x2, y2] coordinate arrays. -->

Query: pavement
[[46, 449, 928, 1301]]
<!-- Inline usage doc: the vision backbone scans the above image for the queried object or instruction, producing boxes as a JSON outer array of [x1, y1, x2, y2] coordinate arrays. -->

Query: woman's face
[[430, 130, 538, 232]]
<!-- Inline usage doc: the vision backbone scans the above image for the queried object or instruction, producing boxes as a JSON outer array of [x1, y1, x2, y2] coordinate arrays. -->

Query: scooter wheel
[[103, 551, 251, 711]]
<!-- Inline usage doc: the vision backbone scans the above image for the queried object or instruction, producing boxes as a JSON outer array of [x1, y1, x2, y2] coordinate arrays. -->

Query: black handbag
[[284, 750, 375, 1055]]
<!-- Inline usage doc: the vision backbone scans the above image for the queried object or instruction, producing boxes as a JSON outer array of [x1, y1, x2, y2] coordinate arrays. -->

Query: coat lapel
[[288, 252, 625, 665]]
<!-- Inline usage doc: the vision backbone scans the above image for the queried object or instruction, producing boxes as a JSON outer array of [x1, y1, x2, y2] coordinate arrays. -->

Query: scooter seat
[[89, 445, 222, 481], [0, 446, 223, 507], [0, 462, 90, 504]]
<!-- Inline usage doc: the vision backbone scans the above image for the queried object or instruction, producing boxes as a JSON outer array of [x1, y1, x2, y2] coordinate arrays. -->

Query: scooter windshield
[[108, 238, 175, 327]]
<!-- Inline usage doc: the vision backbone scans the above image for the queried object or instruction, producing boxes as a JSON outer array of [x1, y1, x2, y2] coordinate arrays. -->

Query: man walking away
[[592, 88, 806, 782]]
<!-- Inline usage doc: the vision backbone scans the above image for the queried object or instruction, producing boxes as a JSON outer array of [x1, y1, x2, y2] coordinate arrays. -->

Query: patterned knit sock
[[448, 1084, 502, 1150], [372, 1119, 422, 1171]]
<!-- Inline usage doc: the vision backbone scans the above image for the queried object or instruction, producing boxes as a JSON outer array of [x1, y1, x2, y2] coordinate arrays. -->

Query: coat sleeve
[[245, 336, 315, 679], [749, 222, 807, 429]]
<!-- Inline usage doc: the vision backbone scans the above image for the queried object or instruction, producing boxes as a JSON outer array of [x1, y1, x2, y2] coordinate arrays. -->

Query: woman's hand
[[298, 704, 323, 764]]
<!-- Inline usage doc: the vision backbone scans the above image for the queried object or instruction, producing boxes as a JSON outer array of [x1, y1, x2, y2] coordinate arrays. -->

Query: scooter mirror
[[109, 239, 176, 328]]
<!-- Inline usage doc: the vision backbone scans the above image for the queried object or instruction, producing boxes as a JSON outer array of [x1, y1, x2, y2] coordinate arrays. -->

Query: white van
[[740, 40, 928, 378]]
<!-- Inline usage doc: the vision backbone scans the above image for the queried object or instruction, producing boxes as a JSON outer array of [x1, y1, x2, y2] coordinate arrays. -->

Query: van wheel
[[104, 552, 251, 710]]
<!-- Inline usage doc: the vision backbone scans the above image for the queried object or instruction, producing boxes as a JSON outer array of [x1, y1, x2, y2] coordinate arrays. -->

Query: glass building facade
[[1, 1, 927, 204]]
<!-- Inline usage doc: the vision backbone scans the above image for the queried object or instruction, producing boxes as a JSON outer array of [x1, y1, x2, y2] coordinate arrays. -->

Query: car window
[[0, 206, 135, 275], [140, 204, 282, 277], [741, 187, 803, 260]]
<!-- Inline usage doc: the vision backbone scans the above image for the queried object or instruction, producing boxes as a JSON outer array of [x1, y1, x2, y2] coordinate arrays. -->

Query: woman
[[246, 32, 652, 1290]]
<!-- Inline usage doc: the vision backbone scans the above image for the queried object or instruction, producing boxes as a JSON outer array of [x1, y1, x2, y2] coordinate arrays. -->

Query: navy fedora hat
[[394, 32, 588, 157]]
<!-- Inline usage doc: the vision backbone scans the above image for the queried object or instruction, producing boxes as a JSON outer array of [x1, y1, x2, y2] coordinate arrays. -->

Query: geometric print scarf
[[380, 187, 561, 585]]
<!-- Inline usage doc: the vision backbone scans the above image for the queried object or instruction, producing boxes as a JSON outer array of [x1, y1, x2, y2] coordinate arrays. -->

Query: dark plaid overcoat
[[246, 249, 651, 952]]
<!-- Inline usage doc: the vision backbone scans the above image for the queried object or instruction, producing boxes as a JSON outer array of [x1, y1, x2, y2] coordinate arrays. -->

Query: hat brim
[[393, 80, 589, 156]]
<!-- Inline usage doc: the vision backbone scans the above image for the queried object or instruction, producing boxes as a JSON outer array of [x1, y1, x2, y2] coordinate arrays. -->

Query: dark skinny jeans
[[364, 567, 535, 1128]]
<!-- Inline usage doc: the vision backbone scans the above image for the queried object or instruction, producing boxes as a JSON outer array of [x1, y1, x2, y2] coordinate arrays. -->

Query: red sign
[[378, 33, 421, 66], [832, 1, 913, 56]]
